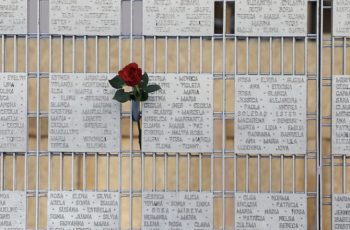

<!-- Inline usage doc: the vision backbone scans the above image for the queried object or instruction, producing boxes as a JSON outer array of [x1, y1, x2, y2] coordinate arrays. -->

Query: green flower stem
[[134, 85, 142, 101]]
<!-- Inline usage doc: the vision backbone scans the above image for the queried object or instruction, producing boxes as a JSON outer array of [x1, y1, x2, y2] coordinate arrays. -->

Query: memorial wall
[[330, 2, 350, 230], [0, 0, 346, 229]]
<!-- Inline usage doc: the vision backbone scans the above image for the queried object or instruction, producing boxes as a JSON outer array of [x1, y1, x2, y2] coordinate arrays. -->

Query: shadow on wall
[[213, 1, 330, 35]]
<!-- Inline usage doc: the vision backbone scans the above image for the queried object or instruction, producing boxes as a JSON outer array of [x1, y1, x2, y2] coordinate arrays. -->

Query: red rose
[[118, 63, 142, 86]]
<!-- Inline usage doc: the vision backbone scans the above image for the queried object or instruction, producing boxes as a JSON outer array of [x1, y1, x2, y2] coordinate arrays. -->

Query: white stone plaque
[[49, 0, 121, 36], [142, 74, 213, 153], [235, 75, 307, 154], [0, 0, 27, 34], [333, 194, 350, 230], [235, 0, 307, 37], [0, 191, 26, 229], [48, 73, 120, 152], [333, 0, 350, 36], [235, 193, 307, 230], [143, 0, 214, 36], [142, 192, 213, 230], [332, 76, 350, 154], [0, 73, 27, 152], [48, 191, 119, 229]]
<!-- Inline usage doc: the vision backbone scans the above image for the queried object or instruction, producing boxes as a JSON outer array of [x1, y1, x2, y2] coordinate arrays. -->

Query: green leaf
[[145, 84, 161, 93], [109, 76, 124, 89], [140, 72, 149, 88], [113, 89, 130, 103], [140, 91, 149, 101]]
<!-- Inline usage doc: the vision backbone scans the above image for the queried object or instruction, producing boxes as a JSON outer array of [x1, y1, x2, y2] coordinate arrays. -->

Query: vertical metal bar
[[95, 36, 98, 72], [0, 152, 3, 191], [304, 150, 308, 196], [269, 37, 272, 193], [258, 37, 260, 74], [317, 0, 323, 228], [25, 33, 28, 229], [141, 123, 145, 193], [222, 1, 227, 227], [71, 35, 75, 191], [61, 36, 64, 73], [164, 159, 167, 191], [152, 153, 156, 191], [117, 33, 122, 230], [14, 35, 17, 71], [245, 35, 249, 195], [165, 36, 168, 73], [199, 36, 203, 192], [163, 36, 167, 190], [281, 37, 284, 74], [246, 37, 249, 74], [293, 155, 295, 193], [210, 36, 214, 194], [129, 0, 133, 63], [119, 36, 122, 70], [35, 0, 41, 227], [71, 152, 74, 191], [107, 36, 110, 192], [257, 155, 260, 193], [246, 155, 249, 192], [176, 153, 179, 192], [187, 154, 190, 191], [269, 155, 272, 192], [163, 36, 167, 193], [118, 34, 122, 226], [1, 35, 4, 72], [151, 34, 155, 197], [304, 36, 308, 195], [0, 28, 5, 191], [199, 154, 202, 192], [270, 37, 272, 74], [83, 36, 87, 191], [331, 155, 334, 228], [129, 1, 134, 228], [234, 35, 237, 194], [294, 19, 299, 196], [60, 35, 64, 192], [95, 36, 98, 192], [188, 37, 191, 72], [281, 155, 284, 193], [13, 35, 17, 191], [257, 37, 261, 193], [343, 37, 347, 193], [48, 34, 52, 192], [141, 33, 145, 195], [343, 155, 346, 193], [60, 152, 63, 191], [200, 37, 203, 73], [305, 37, 308, 76], [293, 37, 296, 75], [73, 36, 75, 71], [153, 36, 156, 73], [344, 37, 347, 75], [280, 34, 285, 195], [94, 154, 98, 190]]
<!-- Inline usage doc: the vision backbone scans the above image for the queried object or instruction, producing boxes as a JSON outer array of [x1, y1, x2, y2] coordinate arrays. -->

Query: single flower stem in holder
[[109, 62, 161, 150], [137, 119, 142, 150], [131, 100, 142, 149]]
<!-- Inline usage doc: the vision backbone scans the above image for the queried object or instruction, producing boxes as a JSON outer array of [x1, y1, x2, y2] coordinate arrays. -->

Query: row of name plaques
[[1, 73, 350, 154], [1, 0, 350, 36], [2, 190, 350, 229], [0, 191, 309, 229]]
